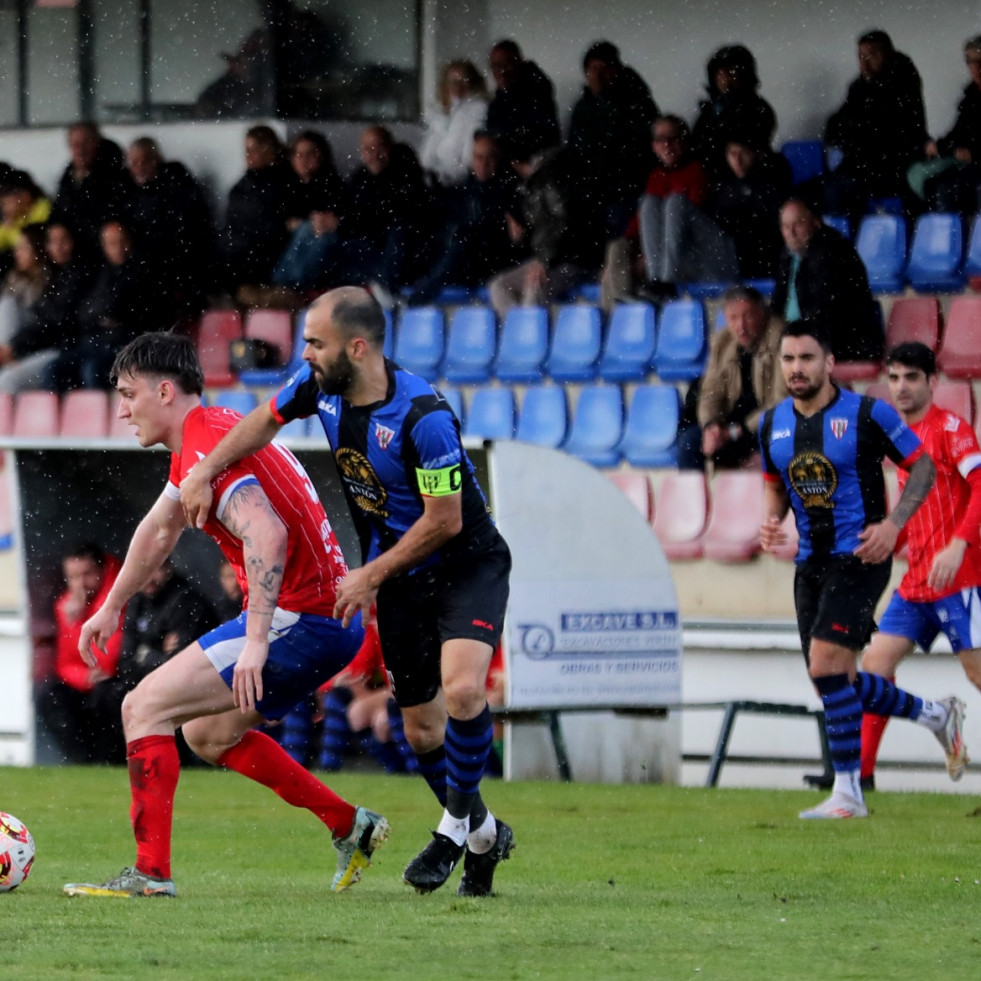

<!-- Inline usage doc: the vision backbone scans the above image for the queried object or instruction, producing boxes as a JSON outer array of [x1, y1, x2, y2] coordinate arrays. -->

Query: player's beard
[[313, 349, 354, 395], [788, 375, 824, 402]]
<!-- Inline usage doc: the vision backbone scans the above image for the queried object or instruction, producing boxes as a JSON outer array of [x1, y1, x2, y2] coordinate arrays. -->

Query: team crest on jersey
[[788, 451, 837, 508], [374, 423, 395, 449], [829, 418, 848, 439], [335, 448, 389, 517]]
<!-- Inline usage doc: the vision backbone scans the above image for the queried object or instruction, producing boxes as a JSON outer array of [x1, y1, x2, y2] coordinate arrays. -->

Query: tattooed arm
[[220, 480, 288, 712]]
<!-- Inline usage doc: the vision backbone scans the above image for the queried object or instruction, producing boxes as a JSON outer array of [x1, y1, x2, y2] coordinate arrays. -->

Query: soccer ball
[[0, 813, 35, 892]]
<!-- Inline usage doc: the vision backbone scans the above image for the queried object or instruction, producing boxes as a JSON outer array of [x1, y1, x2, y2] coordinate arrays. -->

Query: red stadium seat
[[937, 295, 981, 378], [59, 390, 110, 439], [832, 360, 881, 383], [244, 309, 293, 365], [651, 471, 707, 560], [197, 310, 243, 387], [885, 296, 940, 352], [864, 381, 890, 404], [700, 471, 765, 562], [607, 471, 653, 520], [0, 392, 13, 436], [12, 391, 59, 438], [933, 378, 975, 424]]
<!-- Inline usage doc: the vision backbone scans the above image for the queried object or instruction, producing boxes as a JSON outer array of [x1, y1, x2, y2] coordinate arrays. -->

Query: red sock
[[127, 734, 181, 880], [860, 713, 890, 779], [217, 730, 356, 838]]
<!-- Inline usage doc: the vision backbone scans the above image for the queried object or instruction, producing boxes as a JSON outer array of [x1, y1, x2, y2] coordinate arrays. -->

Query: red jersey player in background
[[63, 332, 388, 899], [860, 342, 981, 787]]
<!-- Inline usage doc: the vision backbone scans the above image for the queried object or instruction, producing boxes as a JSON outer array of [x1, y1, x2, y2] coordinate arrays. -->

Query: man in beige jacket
[[677, 285, 786, 469]]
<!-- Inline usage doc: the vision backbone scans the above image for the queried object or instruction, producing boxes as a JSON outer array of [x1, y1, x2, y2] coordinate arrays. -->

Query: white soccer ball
[[0, 813, 35, 892]]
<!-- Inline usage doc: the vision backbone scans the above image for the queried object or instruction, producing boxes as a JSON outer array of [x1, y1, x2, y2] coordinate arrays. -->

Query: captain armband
[[416, 464, 462, 497]]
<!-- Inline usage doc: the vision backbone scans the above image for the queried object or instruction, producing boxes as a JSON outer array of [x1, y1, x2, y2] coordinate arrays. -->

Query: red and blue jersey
[[165, 405, 348, 616], [759, 387, 924, 562]]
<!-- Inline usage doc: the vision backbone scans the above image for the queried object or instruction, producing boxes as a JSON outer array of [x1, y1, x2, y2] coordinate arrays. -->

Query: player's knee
[[442, 676, 486, 717]]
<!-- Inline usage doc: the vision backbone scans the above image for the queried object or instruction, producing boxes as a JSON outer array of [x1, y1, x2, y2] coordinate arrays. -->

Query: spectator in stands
[[271, 130, 349, 292], [219, 125, 300, 306], [600, 115, 737, 309], [772, 198, 883, 363], [0, 227, 50, 347], [488, 145, 602, 318], [120, 137, 216, 315], [911, 35, 981, 214], [677, 285, 786, 470], [691, 44, 778, 185], [403, 132, 523, 306], [567, 40, 659, 237], [214, 559, 245, 621], [341, 125, 436, 305], [485, 39, 561, 161], [51, 122, 126, 261], [0, 222, 93, 394], [48, 220, 170, 391], [89, 559, 219, 764], [823, 30, 927, 220], [420, 60, 489, 188], [36, 543, 123, 764], [0, 169, 51, 277], [711, 138, 792, 279]]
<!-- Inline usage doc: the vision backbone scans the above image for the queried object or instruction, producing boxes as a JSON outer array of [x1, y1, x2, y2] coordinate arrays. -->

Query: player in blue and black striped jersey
[[759, 319, 959, 818], [181, 286, 514, 897]]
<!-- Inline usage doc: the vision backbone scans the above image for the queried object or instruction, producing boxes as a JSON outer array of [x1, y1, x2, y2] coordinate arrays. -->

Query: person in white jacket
[[420, 61, 489, 187]]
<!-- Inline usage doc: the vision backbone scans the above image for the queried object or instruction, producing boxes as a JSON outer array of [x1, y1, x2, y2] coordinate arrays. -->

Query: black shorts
[[375, 534, 511, 708], [794, 554, 892, 667]]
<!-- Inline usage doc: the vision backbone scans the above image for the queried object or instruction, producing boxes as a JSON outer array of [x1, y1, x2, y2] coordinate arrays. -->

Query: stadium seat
[[699, 471, 765, 562], [515, 385, 567, 448], [59, 390, 110, 439], [905, 213, 964, 293], [197, 310, 243, 387], [439, 386, 465, 424], [607, 471, 653, 520], [562, 281, 602, 303], [679, 281, 731, 300], [884, 295, 941, 352], [780, 140, 824, 185], [0, 461, 11, 550], [463, 387, 515, 441], [546, 304, 602, 381], [393, 306, 445, 381], [864, 381, 891, 404], [617, 384, 681, 467], [823, 214, 850, 239], [212, 390, 259, 416], [0, 392, 14, 436], [831, 300, 885, 383], [443, 306, 497, 384], [742, 277, 775, 296], [598, 302, 657, 381], [936, 295, 981, 378], [855, 214, 907, 293], [651, 471, 707, 560], [12, 391, 59, 438], [238, 309, 305, 387], [562, 384, 624, 467], [933, 378, 975, 424], [964, 214, 981, 282], [653, 299, 707, 381], [495, 306, 549, 383]]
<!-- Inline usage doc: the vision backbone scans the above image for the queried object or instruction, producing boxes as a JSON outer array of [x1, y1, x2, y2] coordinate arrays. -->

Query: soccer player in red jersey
[[63, 332, 388, 899], [860, 342, 979, 786]]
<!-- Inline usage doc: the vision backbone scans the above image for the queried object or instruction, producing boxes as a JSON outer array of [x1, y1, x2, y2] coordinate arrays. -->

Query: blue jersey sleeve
[[409, 408, 465, 496], [272, 364, 320, 423], [870, 398, 922, 466]]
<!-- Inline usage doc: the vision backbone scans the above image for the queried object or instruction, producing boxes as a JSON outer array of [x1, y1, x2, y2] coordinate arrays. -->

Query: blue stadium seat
[[653, 299, 708, 381], [598, 302, 657, 381], [439, 386, 465, 425], [212, 391, 259, 415], [965, 214, 981, 279], [562, 281, 602, 303], [515, 386, 567, 448], [546, 304, 602, 381], [742, 277, 775, 296], [617, 384, 681, 467], [463, 387, 515, 441], [679, 281, 731, 300], [822, 214, 850, 239], [238, 310, 306, 387], [495, 306, 549, 383], [855, 214, 907, 293], [443, 306, 497, 383], [780, 140, 824, 185], [905, 213, 964, 293], [562, 385, 624, 467], [393, 306, 445, 380]]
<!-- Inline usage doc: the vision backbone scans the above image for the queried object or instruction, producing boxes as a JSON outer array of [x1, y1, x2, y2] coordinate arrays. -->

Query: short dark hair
[[886, 341, 936, 377], [721, 285, 766, 308], [858, 29, 893, 52], [491, 39, 522, 60], [64, 542, 106, 567], [110, 331, 204, 395], [653, 114, 690, 142], [331, 291, 387, 349], [583, 40, 621, 71], [782, 318, 833, 355]]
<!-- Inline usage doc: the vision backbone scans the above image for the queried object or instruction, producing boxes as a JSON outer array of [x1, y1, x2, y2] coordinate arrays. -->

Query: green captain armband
[[416, 463, 462, 497]]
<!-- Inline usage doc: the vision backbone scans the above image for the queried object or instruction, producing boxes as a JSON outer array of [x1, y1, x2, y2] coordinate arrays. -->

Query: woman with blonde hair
[[420, 60, 489, 186]]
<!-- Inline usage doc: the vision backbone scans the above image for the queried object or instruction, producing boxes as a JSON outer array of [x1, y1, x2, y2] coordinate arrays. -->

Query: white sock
[[917, 699, 946, 732], [467, 811, 497, 855], [436, 810, 469, 846], [832, 769, 863, 802]]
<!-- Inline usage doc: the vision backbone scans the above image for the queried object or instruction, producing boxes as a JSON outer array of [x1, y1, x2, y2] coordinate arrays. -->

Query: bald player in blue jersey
[[759, 319, 961, 818], [181, 286, 514, 896]]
